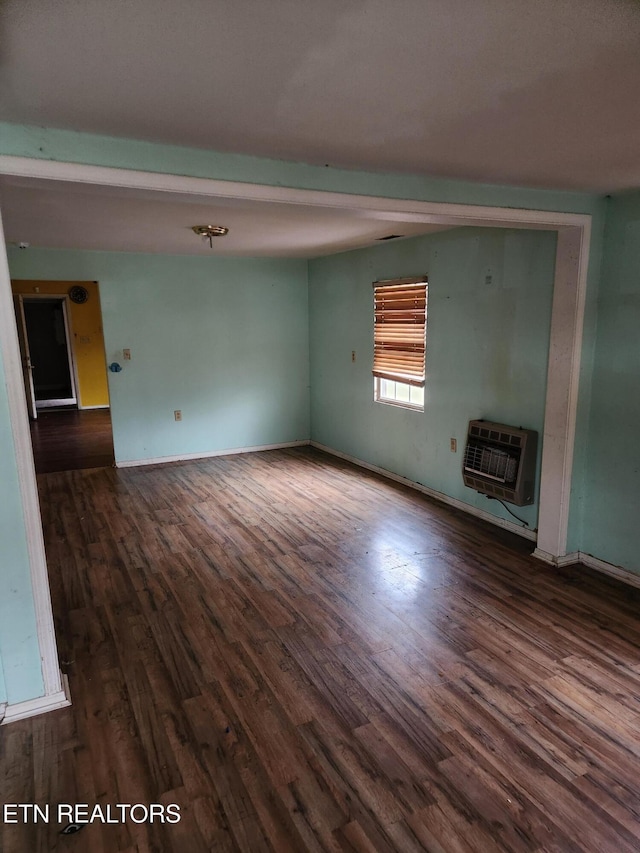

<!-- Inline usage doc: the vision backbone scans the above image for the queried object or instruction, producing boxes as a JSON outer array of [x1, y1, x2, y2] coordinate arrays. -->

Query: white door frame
[[0, 155, 591, 719], [19, 293, 80, 409], [13, 293, 38, 420]]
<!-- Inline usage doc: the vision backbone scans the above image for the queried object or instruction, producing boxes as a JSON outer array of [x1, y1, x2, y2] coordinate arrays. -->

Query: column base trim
[[1, 673, 71, 725]]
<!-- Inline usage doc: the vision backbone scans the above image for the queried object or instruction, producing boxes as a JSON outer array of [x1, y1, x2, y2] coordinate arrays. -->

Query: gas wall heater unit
[[462, 420, 538, 506]]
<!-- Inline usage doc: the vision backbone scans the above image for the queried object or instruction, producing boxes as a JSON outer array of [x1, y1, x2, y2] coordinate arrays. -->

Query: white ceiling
[[0, 1, 638, 257], [0, 175, 450, 257], [1, 0, 639, 195]]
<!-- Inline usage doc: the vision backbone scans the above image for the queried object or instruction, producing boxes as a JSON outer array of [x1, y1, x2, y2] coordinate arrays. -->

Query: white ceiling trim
[[0, 155, 591, 231]]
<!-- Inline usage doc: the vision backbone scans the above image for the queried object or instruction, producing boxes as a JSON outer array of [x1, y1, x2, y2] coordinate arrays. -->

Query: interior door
[[12, 294, 37, 420]]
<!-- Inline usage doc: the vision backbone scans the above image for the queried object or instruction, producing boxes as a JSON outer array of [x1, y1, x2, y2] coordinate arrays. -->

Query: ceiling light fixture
[[192, 224, 229, 248]]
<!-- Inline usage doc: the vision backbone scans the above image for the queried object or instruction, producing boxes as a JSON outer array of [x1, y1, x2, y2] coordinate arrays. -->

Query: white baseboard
[[554, 552, 580, 567], [533, 548, 640, 590], [116, 439, 310, 469], [1, 673, 71, 725], [532, 547, 573, 566], [578, 551, 640, 589], [310, 441, 537, 542], [78, 403, 110, 410]]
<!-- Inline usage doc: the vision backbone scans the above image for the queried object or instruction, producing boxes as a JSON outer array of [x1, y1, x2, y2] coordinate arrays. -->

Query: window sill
[[375, 398, 424, 413]]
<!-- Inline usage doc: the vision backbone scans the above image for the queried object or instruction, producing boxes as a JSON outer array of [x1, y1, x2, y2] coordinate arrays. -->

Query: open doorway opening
[[16, 295, 78, 410], [12, 280, 115, 473], [28, 408, 114, 474]]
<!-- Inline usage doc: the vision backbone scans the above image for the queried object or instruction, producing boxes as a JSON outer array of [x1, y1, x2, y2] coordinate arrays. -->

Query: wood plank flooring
[[29, 408, 114, 473], [2, 447, 640, 851]]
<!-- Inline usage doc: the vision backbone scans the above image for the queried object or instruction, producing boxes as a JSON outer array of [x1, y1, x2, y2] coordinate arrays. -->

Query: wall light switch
[[174, 410, 182, 421], [450, 438, 457, 452], [123, 348, 131, 360], [352, 350, 356, 362]]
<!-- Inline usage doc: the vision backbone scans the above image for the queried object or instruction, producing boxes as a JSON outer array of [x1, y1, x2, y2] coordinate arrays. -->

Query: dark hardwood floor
[[2, 447, 640, 852], [29, 408, 114, 474]]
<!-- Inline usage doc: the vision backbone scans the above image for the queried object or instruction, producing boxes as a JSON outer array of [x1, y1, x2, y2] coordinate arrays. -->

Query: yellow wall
[[11, 280, 109, 408]]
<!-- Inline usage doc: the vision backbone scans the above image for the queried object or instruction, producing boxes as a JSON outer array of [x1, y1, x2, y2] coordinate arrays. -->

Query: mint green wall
[[0, 654, 6, 706], [0, 344, 44, 704], [1, 122, 601, 214], [309, 227, 558, 530], [8, 249, 310, 463], [581, 192, 640, 573]]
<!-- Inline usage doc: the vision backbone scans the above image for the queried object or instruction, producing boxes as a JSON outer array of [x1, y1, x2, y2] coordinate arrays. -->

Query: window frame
[[374, 376, 425, 411], [372, 277, 428, 412]]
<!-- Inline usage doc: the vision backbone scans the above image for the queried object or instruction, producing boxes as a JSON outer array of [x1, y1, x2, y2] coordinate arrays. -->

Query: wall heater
[[462, 420, 538, 506]]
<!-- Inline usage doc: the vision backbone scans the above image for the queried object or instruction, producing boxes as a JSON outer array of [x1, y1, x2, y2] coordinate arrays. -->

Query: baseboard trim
[[116, 440, 310, 469], [78, 404, 110, 410], [533, 547, 570, 565], [579, 552, 640, 589], [310, 441, 537, 542], [533, 548, 640, 590], [1, 673, 71, 725], [554, 552, 581, 568]]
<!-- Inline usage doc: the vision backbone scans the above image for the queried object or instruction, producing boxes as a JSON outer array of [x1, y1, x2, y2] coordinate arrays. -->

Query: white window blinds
[[372, 278, 427, 387]]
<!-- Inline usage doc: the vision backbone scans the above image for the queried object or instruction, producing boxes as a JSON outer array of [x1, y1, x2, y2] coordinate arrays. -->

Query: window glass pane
[[395, 382, 410, 402], [410, 386, 424, 406], [375, 377, 423, 410]]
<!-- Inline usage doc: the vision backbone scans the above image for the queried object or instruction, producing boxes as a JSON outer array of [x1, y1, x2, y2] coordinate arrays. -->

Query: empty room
[[1, 1, 640, 851]]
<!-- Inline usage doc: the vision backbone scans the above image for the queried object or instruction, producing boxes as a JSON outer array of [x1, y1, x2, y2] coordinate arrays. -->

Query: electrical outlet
[[174, 410, 182, 421], [123, 348, 131, 360], [450, 438, 457, 452], [351, 350, 356, 362]]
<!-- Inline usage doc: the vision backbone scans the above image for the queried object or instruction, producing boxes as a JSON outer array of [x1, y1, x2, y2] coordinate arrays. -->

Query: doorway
[[18, 296, 78, 410], [29, 408, 115, 473], [12, 281, 115, 473]]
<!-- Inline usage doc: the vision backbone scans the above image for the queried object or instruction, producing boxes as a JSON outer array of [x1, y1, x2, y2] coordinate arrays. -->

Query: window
[[373, 277, 427, 411]]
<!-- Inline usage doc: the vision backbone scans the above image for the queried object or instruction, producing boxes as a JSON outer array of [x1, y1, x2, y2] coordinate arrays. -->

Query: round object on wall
[[68, 285, 89, 304]]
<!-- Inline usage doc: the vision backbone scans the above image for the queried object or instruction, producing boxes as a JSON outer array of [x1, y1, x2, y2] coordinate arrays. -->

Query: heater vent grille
[[462, 420, 537, 506], [464, 444, 518, 484]]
